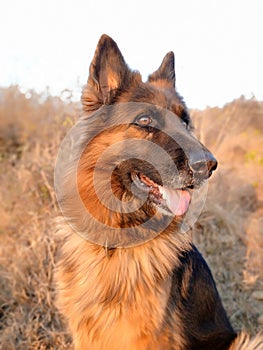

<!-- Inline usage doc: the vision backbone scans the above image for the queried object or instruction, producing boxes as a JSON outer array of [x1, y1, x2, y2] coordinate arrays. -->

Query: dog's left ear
[[148, 52, 175, 88], [82, 34, 134, 111]]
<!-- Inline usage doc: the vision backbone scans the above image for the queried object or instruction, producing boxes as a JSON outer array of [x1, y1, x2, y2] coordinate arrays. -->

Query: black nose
[[190, 154, 217, 180]]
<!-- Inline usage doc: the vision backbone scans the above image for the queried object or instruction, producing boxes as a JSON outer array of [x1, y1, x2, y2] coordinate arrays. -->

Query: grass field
[[0, 86, 262, 349]]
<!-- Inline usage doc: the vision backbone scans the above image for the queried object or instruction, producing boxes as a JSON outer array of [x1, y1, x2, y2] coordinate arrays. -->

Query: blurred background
[[0, 0, 262, 348]]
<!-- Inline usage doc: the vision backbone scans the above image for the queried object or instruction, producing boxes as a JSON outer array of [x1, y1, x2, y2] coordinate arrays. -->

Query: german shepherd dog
[[55, 35, 263, 349]]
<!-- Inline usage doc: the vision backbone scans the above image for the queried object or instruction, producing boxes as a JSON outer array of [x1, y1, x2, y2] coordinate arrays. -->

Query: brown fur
[[229, 332, 263, 350], [56, 220, 189, 349], [55, 35, 263, 349]]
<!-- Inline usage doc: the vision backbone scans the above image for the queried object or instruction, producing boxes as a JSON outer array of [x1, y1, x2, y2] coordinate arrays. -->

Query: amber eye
[[136, 115, 152, 126], [181, 120, 188, 128]]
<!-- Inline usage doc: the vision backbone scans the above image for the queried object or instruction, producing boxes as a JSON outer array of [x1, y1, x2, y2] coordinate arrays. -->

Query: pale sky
[[1, 0, 263, 108]]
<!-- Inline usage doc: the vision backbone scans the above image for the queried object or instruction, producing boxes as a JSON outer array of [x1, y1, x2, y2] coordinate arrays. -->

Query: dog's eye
[[136, 115, 152, 126], [181, 120, 188, 129]]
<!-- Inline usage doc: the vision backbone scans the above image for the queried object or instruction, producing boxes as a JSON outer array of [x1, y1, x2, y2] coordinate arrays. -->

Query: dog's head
[[79, 35, 217, 217], [56, 35, 217, 247]]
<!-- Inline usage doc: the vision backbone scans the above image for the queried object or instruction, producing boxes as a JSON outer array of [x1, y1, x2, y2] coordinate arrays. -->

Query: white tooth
[[158, 186, 167, 200]]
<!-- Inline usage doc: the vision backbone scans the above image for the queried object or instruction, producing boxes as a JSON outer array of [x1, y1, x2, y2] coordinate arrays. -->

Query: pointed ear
[[148, 52, 175, 88], [82, 34, 133, 111]]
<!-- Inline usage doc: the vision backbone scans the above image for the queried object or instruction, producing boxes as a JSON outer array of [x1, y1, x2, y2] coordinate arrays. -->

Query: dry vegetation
[[0, 86, 262, 349]]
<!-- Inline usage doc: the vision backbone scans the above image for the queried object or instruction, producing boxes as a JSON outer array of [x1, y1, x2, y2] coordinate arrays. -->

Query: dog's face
[[56, 35, 217, 247], [79, 35, 217, 219]]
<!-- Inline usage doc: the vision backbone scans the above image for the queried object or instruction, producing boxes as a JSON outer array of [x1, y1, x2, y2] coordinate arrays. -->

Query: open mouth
[[131, 172, 191, 216]]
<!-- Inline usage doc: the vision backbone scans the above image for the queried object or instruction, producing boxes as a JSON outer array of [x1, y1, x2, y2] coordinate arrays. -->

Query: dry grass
[[0, 86, 262, 349]]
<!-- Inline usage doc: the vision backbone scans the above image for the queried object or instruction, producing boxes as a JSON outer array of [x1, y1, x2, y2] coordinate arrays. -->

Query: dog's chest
[[85, 275, 173, 350]]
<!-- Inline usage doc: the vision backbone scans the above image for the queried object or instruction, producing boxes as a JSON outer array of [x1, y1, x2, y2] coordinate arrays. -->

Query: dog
[[55, 35, 263, 349]]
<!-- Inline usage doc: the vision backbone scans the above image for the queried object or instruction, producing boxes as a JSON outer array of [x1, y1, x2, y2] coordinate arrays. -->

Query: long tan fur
[[229, 332, 263, 350], [56, 220, 190, 350]]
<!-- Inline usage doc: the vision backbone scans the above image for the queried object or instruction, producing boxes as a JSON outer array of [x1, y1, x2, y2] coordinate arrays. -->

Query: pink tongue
[[159, 187, 191, 216]]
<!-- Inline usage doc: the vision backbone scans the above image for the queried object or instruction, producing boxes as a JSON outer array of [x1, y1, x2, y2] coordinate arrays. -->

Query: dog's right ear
[[148, 52, 175, 88], [82, 34, 133, 112]]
